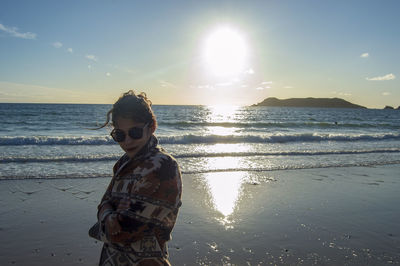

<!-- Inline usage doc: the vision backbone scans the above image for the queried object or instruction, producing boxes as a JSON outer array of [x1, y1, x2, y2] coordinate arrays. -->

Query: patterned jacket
[[97, 135, 182, 262]]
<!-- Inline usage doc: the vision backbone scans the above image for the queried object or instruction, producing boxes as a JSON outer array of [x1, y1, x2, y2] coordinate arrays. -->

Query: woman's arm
[[97, 180, 115, 222], [108, 157, 182, 244], [96, 156, 129, 241]]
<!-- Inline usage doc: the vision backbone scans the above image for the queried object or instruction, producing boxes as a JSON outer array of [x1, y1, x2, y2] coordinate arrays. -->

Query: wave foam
[[2, 148, 399, 164], [159, 133, 400, 144], [2, 160, 399, 180], [0, 136, 114, 146], [1, 133, 400, 146], [159, 121, 400, 129]]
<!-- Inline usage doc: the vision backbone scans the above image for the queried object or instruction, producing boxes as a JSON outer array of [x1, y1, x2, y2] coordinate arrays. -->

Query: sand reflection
[[204, 171, 245, 217], [200, 106, 248, 227]]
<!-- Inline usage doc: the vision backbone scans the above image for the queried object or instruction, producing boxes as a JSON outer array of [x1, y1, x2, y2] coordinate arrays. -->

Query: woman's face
[[113, 117, 154, 159]]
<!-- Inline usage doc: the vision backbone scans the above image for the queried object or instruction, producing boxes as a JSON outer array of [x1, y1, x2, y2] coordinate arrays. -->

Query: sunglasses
[[110, 123, 149, 142]]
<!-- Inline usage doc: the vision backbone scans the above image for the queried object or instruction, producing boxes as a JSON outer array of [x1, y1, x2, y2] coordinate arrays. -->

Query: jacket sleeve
[[97, 179, 115, 222], [96, 158, 122, 223], [114, 156, 182, 243]]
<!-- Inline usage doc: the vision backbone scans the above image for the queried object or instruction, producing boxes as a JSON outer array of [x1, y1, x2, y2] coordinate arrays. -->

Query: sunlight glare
[[203, 26, 247, 77], [206, 105, 240, 135], [205, 156, 244, 170], [206, 126, 236, 136], [207, 105, 240, 122], [204, 171, 245, 217]]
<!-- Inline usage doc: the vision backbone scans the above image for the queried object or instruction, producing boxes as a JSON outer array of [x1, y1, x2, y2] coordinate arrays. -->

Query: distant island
[[252, 97, 367, 109], [384, 105, 400, 110]]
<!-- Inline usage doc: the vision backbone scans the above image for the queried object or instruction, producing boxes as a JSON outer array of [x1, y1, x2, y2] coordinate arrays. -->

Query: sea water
[[0, 103, 399, 180]]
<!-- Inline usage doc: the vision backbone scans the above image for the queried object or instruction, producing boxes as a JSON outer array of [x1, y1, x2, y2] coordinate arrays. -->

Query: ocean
[[1, 103, 399, 180]]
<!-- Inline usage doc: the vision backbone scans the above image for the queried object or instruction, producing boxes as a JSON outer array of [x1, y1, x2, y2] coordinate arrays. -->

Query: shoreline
[[1, 164, 399, 265], [2, 160, 400, 181]]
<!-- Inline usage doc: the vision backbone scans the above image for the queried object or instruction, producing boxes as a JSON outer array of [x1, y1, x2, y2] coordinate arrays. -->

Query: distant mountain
[[252, 97, 367, 109]]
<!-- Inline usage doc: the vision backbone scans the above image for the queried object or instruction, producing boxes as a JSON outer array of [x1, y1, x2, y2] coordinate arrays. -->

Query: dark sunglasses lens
[[128, 127, 143, 139], [111, 129, 126, 142]]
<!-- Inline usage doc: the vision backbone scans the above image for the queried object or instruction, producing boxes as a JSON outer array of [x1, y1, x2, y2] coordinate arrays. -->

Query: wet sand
[[0, 165, 399, 265]]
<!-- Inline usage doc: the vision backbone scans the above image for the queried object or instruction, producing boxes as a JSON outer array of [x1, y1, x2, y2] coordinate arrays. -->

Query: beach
[[1, 165, 399, 265], [1, 103, 399, 265]]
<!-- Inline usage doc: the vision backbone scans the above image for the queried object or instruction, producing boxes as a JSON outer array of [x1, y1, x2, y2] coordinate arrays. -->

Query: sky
[[0, 0, 399, 108]]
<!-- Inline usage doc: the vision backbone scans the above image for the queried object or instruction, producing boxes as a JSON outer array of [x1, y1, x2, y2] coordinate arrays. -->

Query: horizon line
[[0, 101, 395, 109]]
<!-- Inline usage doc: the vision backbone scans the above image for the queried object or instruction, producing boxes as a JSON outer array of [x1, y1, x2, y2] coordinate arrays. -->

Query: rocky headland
[[252, 97, 366, 108]]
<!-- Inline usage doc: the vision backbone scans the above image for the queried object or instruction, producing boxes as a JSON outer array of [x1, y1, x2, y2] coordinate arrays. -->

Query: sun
[[203, 26, 248, 77]]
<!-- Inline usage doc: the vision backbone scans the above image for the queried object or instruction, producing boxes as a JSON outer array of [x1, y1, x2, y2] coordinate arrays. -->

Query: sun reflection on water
[[189, 143, 253, 155], [205, 126, 236, 136], [200, 105, 249, 227], [206, 105, 241, 123], [205, 105, 243, 136], [204, 171, 245, 217], [205, 156, 245, 170]]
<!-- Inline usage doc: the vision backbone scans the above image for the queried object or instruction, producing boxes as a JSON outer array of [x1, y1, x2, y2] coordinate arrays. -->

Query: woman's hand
[[105, 214, 135, 244], [105, 214, 122, 242], [105, 199, 135, 244]]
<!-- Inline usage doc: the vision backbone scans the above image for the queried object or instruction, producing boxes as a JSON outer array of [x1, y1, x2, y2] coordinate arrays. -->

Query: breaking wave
[[2, 148, 400, 164], [1, 133, 400, 146]]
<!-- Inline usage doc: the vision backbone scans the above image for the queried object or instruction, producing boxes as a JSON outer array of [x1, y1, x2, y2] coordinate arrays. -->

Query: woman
[[92, 90, 182, 266]]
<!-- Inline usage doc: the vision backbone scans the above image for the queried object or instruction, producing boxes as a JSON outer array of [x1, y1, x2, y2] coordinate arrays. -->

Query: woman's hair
[[98, 90, 157, 129]]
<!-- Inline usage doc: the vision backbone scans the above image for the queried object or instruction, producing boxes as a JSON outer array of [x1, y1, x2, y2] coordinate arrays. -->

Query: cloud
[[198, 85, 210, 89], [360, 53, 369, 58], [52, 42, 63, 48], [366, 73, 396, 81], [261, 81, 272, 85], [0, 23, 37, 39], [193, 84, 215, 90], [331, 91, 352, 96], [245, 68, 254, 75], [214, 77, 242, 87], [105, 72, 111, 77], [216, 81, 232, 87], [284, 86, 294, 89], [67, 48, 73, 53], [85, 54, 98, 62], [253, 81, 273, 90], [160, 80, 177, 88], [382, 92, 391, 96]]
